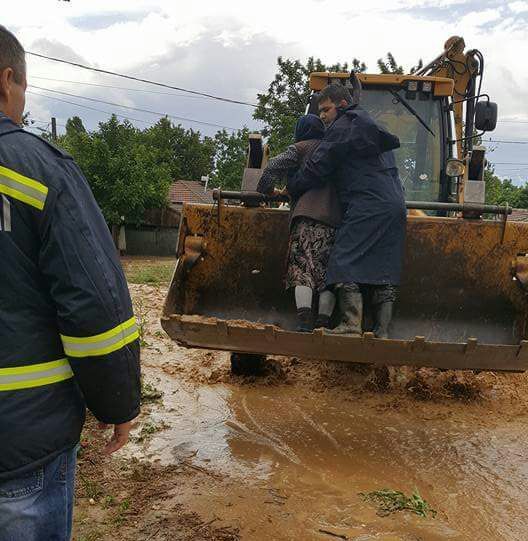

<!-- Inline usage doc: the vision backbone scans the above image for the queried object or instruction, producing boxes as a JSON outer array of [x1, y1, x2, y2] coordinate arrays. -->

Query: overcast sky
[[3, 0, 528, 181]]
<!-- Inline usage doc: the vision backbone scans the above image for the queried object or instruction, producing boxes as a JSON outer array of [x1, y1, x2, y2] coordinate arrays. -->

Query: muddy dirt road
[[73, 281, 528, 541]]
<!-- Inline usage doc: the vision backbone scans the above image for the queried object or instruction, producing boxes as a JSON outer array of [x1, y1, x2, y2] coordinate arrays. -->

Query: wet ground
[[73, 280, 528, 541]]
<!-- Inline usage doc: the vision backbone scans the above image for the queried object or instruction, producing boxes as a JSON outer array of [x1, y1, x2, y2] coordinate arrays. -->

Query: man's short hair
[[318, 83, 353, 106], [0, 26, 26, 84]]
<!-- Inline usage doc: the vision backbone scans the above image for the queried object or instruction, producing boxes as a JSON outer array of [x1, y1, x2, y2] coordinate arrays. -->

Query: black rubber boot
[[314, 314, 331, 329], [373, 301, 394, 339], [296, 307, 313, 333], [326, 284, 362, 335]]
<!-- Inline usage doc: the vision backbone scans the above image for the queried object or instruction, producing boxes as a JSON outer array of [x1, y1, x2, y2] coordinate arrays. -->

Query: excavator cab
[[162, 38, 528, 372]]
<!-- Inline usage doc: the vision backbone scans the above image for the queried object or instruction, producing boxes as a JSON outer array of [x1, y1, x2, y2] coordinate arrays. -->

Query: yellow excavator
[[162, 37, 528, 373]]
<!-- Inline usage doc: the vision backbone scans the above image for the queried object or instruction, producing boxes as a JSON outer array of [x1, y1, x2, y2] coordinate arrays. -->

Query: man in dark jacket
[[288, 82, 406, 338], [0, 26, 141, 541]]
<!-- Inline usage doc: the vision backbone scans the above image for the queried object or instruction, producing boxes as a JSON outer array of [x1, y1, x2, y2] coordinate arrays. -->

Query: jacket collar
[[327, 104, 359, 130], [0, 112, 24, 137]]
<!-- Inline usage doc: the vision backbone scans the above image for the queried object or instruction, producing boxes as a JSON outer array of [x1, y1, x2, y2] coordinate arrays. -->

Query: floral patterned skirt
[[285, 217, 336, 292]]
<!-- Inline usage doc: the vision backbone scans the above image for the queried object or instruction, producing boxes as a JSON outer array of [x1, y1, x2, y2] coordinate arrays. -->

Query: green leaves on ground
[[360, 488, 437, 518]]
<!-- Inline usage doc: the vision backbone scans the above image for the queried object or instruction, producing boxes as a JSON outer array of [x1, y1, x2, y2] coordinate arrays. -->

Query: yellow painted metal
[[162, 203, 528, 372], [309, 72, 455, 97]]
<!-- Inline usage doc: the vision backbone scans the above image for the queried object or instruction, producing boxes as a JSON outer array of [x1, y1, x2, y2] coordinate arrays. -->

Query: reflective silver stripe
[[2, 195, 11, 231], [0, 172, 47, 208], [0, 363, 72, 385], [64, 322, 138, 354], [0, 358, 73, 391]]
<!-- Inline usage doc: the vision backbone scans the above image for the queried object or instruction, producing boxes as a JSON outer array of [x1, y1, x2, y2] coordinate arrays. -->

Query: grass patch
[[132, 420, 169, 443], [123, 259, 174, 286], [141, 379, 163, 402], [360, 488, 436, 518], [78, 475, 103, 501], [112, 498, 131, 526]]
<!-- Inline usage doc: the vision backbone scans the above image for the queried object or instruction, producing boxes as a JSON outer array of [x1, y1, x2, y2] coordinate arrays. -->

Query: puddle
[[125, 366, 528, 541]]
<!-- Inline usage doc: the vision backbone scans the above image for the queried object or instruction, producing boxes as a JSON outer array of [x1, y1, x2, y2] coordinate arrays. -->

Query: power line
[[491, 162, 528, 165], [498, 120, 528, 124], [27, 90, 157, 125], [484, 139, 528, 144], [28, 86, 239, 130], [30, 76, 218, 100], [27, 51, 257, 107]]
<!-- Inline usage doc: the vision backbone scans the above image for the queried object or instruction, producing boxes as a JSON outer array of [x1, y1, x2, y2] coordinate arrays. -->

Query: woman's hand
[[273, 187, 288, 197]]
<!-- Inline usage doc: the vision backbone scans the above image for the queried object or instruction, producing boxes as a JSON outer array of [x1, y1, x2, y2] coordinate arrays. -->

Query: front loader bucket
[[161, 203, 528, 372]]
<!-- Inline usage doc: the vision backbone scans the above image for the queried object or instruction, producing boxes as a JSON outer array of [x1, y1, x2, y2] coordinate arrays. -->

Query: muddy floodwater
[[74, 282, 528, 541], [126, 361, 528, 541]]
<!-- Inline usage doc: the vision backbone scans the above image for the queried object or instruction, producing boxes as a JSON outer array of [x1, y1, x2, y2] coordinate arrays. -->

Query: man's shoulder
[[0, 129, 77, 193], [0, 129, 73, 161], [344, 105, 375, 124]]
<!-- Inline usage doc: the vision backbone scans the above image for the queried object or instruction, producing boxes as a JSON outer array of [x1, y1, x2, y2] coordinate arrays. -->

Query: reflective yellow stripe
[[0, 358, 73, 392], [60, 316, 139, 358], [0, 165, 48, 211]]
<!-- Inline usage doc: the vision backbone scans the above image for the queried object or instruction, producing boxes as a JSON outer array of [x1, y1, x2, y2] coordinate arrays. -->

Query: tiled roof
[[169, 180, 214, 205], [510, 209, 528, 222]]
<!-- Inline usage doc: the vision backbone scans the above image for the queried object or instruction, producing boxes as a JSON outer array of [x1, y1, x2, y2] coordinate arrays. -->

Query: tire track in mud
[[238, 395, 303, 465], [292, 402, 342, 452]]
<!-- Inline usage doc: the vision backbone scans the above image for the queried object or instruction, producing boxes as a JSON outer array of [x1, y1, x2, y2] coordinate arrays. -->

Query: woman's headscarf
[[294, 114, 325, 143]]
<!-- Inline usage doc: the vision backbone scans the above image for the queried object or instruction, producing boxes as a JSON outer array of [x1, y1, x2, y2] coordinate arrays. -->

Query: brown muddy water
[[123, 284, 528, 541], [127, 364, 528, 541]]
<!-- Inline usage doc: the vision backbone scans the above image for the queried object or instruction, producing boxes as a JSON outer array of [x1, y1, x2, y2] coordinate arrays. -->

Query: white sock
[[295, 286, 313, 310], [318, 290, 336, 316]]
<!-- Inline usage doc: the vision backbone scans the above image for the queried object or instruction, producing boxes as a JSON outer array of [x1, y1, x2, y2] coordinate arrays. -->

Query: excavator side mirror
[[475, 100, 498, 131]]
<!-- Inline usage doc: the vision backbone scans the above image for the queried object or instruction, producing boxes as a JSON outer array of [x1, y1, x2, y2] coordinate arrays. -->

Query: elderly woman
[[256, 114, 342, 332]]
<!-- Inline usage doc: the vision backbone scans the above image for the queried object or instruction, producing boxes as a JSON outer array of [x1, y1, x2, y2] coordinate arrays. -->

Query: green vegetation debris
[[132, 420, 169, 443], [360, 488, 437, 518], [141, 379, 163, 402]]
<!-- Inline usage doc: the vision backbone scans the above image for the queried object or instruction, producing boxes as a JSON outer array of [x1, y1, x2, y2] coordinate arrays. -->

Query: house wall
[[124, 226, 179, 256]]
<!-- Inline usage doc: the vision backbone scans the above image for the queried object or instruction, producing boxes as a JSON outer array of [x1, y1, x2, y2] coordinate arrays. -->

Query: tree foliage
[[377, 53, 423, 74], [210, 128, 249, 190], [484, 168, 528, 208], [141, 117, 215, 181], [51, 115, 250, 224], [57, 115, 172, 226]]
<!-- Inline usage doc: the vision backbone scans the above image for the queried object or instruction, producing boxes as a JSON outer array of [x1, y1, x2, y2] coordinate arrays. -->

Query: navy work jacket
[[0, 114, 140, 480]]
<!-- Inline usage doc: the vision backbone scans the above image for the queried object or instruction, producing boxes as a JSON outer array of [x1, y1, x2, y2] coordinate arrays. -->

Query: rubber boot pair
[[328, 284, 395, 338]]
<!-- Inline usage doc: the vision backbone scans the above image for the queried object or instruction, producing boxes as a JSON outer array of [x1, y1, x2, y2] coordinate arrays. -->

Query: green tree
[[142, 117, 215, 181], [65, 116, 86, 136], [377, 53, 404, 74], [210, 128, 250, 190], [484, 168, 523, 207], [377, 53, 423, 74], [57, 115, 171, 227], [254, 56, 366, 154]]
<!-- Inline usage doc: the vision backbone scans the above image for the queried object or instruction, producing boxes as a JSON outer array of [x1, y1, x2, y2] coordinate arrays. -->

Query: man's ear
[[0, 68, 13, 101]]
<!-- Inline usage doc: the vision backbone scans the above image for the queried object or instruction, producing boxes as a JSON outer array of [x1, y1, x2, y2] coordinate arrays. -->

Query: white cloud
[[1, 0, 527, 179], [509, 1, 528, 13]]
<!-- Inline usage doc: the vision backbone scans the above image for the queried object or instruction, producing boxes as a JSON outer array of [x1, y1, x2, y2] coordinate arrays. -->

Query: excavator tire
[[230, 353, 268, 376]]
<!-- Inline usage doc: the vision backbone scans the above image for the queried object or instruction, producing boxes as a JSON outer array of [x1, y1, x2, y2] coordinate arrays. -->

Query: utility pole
[[51, 117, 57, 141]]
